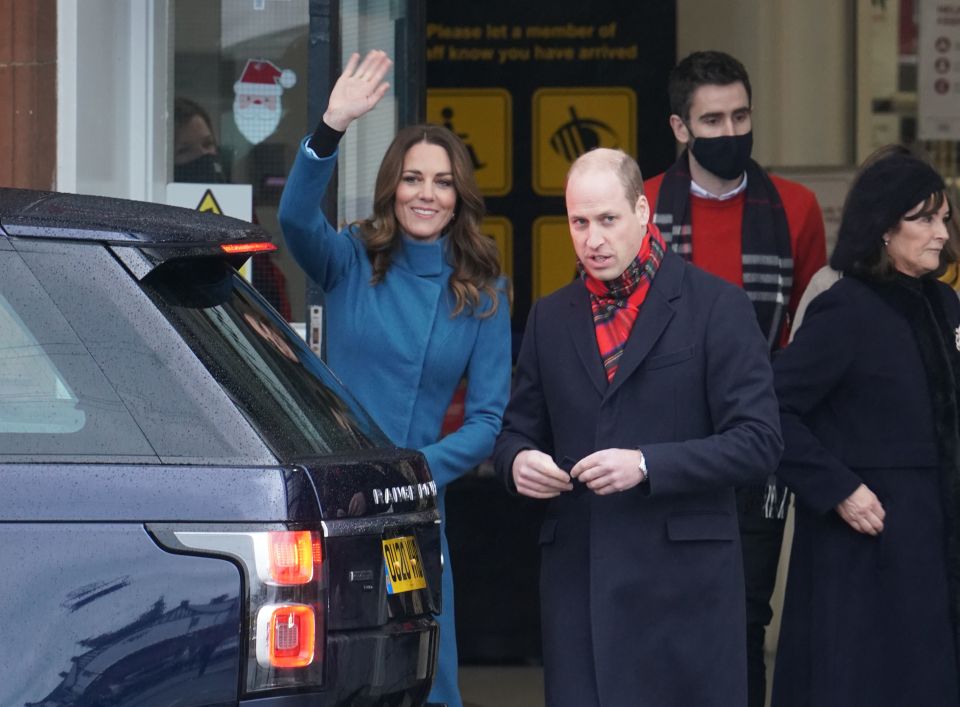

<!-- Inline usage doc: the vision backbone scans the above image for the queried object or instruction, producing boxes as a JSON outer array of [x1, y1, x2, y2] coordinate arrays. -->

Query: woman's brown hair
[[356, 123, 505, 318]]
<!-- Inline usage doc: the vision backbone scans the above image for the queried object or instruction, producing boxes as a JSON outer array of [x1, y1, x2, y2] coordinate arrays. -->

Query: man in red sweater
[[644, 51, 826, 707]]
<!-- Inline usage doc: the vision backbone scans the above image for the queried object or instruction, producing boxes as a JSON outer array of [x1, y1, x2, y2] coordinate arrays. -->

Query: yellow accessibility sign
[[427, 88, 512, 196], [481, 216, 513, 280], [532, 216, 577, 300], [532, 87, 636, 196]]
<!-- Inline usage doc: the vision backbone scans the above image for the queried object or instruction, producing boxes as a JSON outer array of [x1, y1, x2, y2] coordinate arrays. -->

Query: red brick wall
[[0, 0, 57, 189]]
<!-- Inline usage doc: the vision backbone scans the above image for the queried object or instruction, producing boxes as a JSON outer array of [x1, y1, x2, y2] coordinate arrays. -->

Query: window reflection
[[172, 0, 309, 321]]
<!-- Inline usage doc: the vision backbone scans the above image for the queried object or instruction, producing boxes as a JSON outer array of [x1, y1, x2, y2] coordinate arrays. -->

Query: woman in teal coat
[[279, 50, 511, 707]]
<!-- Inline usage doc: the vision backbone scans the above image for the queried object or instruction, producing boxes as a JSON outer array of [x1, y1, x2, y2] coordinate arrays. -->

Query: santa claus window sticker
[[233, 59, 297, 145]]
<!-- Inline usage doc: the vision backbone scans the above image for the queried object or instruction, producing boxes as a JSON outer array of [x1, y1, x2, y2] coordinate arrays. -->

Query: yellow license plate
[[382, 535, 427, 594]]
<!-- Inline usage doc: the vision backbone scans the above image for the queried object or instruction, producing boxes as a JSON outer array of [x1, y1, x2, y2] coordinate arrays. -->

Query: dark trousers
[[737, 489, 787, 707]]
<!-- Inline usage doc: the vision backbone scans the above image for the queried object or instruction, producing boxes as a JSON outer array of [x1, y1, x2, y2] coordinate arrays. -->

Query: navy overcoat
[[494, 249, 783, 707], [772, 275, 960, 707]]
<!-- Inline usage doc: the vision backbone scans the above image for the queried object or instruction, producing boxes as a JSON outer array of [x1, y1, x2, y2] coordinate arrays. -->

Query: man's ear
[[636, 194, 650, 225], [669, 114, 690, 145]]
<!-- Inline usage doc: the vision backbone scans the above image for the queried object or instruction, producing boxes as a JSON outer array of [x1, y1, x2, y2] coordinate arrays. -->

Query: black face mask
[[688, 130, 753, 181], [174, 153, 228, 184]]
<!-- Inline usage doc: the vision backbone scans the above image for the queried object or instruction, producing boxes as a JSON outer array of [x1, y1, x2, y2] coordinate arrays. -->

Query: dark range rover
[[0, 189, 441, 706]]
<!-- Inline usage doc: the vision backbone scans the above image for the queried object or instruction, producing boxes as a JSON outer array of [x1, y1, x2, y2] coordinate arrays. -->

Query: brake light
[[257, 604, 316, 668], [269, 531, 314, 585], [221, 241, 277, 254], [159, 528, 327, 694]]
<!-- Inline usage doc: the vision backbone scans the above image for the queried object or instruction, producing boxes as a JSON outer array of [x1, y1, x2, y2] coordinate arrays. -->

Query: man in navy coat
[[493, 148, 783, 706]]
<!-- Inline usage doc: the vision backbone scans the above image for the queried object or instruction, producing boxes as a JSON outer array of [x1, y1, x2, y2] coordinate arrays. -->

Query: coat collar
[[394, 234, 449, 277], [565, 249, 684, 397]]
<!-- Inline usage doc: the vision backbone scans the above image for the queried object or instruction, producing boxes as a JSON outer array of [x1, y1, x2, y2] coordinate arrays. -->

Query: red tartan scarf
[[579, 223, 666, 382]]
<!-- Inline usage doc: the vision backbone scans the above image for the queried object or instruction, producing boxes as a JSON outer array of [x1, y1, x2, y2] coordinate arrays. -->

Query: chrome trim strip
[[320, 509, 441, 537]]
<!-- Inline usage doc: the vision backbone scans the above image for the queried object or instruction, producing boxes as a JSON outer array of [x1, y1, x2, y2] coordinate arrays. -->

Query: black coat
[[494, 251, 783, 707], [772, 275, 960, 707]]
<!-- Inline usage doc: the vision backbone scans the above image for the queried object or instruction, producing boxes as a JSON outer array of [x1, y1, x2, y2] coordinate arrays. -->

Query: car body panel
[[0, 523, 241, 707], [0, 464, 319, 523]]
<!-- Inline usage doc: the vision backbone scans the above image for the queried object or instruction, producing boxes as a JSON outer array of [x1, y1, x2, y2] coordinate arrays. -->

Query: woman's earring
[[882, 237, 890, 246]]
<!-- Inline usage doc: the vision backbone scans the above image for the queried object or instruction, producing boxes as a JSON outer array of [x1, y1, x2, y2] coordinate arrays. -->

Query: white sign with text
[[919, 0, 960, 139]]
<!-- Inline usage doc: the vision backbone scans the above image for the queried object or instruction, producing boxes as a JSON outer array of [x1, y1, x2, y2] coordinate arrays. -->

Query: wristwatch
[[638, 450, 649, 483]]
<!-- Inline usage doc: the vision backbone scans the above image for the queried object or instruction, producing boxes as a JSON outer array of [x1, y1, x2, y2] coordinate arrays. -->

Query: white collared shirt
[[690, 173, 748, 201]]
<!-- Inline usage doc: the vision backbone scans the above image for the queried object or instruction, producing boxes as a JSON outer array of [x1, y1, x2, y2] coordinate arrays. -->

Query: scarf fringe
[[763, 474, 789, 520]]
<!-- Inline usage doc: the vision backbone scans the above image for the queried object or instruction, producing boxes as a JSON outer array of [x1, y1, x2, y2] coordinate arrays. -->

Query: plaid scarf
[[651, 150, 794, 351], [579, 223, 666, 382]]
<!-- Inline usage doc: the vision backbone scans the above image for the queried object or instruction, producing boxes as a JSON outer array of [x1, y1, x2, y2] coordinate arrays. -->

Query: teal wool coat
[[279, 142, 511, 707]]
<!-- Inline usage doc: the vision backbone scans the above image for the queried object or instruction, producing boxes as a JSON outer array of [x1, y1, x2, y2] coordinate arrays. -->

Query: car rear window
[[0, 241, 274, 464], [141, 256, 391, 458]]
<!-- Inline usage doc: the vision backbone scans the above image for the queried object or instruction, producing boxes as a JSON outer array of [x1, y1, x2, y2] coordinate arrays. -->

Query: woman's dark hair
[[357, 123, 505, 318], [830, 148, 955, 279], [668, 51, 752, 121]]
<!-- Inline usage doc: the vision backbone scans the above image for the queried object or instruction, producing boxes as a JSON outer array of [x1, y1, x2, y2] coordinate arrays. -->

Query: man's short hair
[[668, 51, 752, 122], [566, 148, 645, 211]]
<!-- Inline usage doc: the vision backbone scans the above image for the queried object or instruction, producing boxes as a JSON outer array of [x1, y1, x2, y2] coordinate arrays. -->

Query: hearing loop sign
[[532, 87, 636, 195]]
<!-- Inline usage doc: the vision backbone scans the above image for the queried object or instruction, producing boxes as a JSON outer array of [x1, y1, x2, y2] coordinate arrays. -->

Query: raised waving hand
[[322, 50, 393, 132]]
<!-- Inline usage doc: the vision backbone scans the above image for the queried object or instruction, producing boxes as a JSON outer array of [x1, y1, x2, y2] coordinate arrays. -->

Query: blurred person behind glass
[[772, 151, 960, 706], [174, 97, 228, 184], [174, 97, 290, 319]]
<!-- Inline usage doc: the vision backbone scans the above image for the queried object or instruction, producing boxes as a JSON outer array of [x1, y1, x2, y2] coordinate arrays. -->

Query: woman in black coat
[[772, 152, 960, 706]]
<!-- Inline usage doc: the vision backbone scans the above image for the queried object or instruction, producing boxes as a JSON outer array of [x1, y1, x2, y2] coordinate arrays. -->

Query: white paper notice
[[919, 0, 960, 139]]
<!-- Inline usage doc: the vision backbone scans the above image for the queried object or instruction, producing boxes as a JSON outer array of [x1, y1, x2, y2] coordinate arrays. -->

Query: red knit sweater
[[644, 172, 826, 346]]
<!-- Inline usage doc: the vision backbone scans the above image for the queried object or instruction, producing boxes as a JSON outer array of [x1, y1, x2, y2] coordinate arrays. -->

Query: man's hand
[[571, 449, 645, 495], [512, 450, 573, 499], [836, 483, 885, 535]]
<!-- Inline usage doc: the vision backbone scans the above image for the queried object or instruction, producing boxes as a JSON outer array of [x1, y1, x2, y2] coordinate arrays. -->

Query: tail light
[[257, 604, 316, 668], [265, 530, 316, 585], [153, 528, 326, 695]]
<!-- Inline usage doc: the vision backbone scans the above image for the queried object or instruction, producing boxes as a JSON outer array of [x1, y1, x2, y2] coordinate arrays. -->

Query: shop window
[[336, 1, 399, 224], [171, 0, 310, 322], [170, 1, 419, 327], [859, 0, 960, 190]]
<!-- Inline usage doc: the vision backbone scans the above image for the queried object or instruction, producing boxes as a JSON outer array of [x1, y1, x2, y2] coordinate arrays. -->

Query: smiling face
[[393, 141, 457, 242], [566, 166, 649, 281], [886, 195, 951, 278]]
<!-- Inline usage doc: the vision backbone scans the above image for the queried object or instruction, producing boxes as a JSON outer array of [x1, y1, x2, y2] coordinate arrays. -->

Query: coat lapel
[[565, 280, 608, 396], [605, 250, 684, 399]]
